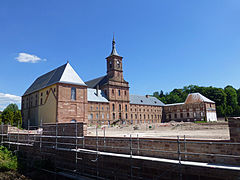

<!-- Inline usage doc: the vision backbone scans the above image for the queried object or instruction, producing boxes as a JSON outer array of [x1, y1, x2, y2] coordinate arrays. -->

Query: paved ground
[[87, 121, 230, 140]]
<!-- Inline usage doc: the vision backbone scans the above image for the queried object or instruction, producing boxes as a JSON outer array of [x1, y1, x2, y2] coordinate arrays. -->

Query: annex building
[[21, 37, 217, 127]]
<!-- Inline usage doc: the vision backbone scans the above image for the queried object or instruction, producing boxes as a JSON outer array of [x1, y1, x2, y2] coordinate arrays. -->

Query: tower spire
[[110, 34, 119, 56]]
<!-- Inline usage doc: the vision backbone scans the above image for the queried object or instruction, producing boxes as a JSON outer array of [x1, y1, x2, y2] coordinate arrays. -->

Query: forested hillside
[[153, 85, 240, 117]]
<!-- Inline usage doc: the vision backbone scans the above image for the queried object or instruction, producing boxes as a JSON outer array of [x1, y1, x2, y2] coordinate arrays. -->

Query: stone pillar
[[228, 117, 240, 142]]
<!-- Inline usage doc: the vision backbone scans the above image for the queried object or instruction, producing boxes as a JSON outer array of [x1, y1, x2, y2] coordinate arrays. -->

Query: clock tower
[[106, 36, 124, 82]]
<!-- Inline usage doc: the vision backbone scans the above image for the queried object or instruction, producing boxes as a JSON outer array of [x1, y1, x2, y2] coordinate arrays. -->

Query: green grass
[[194, 120, 207, 123], [0, 146, 17, 171]]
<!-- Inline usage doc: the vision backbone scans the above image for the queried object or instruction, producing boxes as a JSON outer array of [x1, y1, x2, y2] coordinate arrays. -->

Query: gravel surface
[[87, 121, 230, 140]]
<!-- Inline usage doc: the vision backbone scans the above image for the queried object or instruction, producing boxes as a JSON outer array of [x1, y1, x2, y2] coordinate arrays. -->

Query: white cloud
[[16, 53, 46, 63], [0, 92, 21, 111]]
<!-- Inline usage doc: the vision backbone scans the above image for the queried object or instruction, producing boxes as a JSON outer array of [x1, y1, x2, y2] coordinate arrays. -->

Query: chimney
[[96, 85, 99, 96]]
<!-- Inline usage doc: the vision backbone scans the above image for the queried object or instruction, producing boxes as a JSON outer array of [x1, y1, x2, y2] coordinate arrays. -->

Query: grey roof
[[23, 63, 86, 96], [87, 88, 109, 103], [130, 95, 165, 106], [85, 75, 108, 88]]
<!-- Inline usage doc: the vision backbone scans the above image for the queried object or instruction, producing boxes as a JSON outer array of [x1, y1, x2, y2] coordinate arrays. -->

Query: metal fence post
[[184, 135, 186, 160], [75, 121, 78, 172], [177, 136, 182, 180], [130, 134, 133, 179], [40, 119, 42, 152], [8, 123, 10, 149], [55, 123, 58, 149], [1, 122, 3, 145], [104, 127, 106, 151], [96, 125, 99, 179], [17, 121, 19, 151], [137, 134, 140, 155], [27, 119, 30, 144]]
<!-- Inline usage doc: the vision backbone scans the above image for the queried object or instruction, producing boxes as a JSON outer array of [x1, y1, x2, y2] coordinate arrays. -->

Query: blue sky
[[0, 0, 240, 110]]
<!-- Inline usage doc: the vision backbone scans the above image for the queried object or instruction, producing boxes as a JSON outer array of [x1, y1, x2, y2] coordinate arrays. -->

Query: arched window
[[113, 113, 115, 119], [118, 90, 121, 96], [71, 87, 76, 100], [109, 61, 112, 68], [119, 104, 121, 111], [112, 104, 115, 111], [125, 113, 128, 119]]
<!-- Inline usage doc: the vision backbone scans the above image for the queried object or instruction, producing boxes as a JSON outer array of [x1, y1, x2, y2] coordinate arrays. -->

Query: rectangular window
[[118, 90, 121, 96], [71, 87, 76, 100], [125, 105, 127, 111]]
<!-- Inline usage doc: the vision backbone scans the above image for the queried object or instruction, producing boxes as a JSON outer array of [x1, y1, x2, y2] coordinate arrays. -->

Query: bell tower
[[106, 36, 124, 82]]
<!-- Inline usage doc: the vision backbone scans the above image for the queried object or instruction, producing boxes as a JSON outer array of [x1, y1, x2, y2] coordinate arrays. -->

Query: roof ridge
[[46, 63, 66, 86]]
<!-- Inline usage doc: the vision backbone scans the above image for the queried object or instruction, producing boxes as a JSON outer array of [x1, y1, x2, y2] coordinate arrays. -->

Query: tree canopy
[[1, 104, 22, 127], [153, 85, 239, 117]]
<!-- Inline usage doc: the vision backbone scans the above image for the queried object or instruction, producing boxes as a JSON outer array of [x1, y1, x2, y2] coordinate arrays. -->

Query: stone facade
[[163, 93, 217, 122], [86, 38, 164, 126], [22, 37, 217, 127]]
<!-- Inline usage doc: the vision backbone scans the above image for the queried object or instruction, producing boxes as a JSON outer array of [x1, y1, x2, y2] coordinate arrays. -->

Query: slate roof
[[23, 63, 86, 96], [85, 75, 108, 88], [130, 95, 165, 106], [87, 88, 109, 103]]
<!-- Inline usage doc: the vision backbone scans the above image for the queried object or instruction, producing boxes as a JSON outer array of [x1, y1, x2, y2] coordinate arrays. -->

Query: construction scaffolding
[[1, 122, 240, 180]]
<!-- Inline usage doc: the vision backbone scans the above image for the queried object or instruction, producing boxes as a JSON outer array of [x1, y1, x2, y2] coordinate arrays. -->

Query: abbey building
[[21, 37, 217, 127]]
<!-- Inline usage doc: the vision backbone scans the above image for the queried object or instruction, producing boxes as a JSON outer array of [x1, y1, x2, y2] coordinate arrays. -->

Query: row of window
[[89, 119, 159, 125], [112, 104, 128, 111], [109, 89, 127, 96], [168, 112, 204, 119], [90, 106, 109, 111], [167, 104, 206, 111], [89, 113, 161, 120], [130, 108, 160, 112]]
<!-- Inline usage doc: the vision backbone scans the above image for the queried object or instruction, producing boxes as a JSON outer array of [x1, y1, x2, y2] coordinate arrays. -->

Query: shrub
[[0, 146, 17, 171]]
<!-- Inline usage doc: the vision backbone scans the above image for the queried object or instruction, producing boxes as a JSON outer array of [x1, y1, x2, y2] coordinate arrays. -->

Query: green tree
[[14, 110, 22, 127], [237, 89, 240, 106], [1, 104, 22, 126]]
